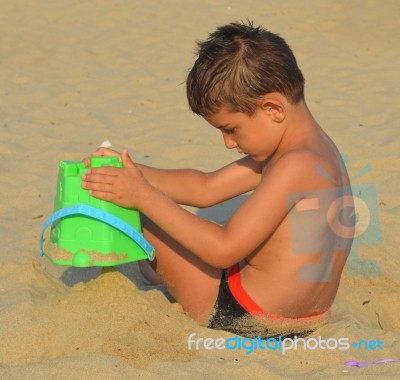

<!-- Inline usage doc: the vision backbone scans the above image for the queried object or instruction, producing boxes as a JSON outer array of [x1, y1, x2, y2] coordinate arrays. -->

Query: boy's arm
[[82, 150, 316, 268], [88, 147, 263, 207], [136, 155, 263, 207]]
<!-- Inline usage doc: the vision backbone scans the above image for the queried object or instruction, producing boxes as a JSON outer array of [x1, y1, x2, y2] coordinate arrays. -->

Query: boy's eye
[[225, 128, 236, 134]]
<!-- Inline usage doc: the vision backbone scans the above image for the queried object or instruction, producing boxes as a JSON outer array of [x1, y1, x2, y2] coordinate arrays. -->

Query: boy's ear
[[259, 95, 286, 123]]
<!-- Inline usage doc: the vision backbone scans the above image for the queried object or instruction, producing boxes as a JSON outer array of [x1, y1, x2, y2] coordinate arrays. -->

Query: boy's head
[[186, 21, 304, 117]]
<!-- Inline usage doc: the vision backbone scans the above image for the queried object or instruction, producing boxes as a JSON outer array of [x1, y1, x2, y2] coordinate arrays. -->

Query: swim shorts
[[207, 263, 329, 339]]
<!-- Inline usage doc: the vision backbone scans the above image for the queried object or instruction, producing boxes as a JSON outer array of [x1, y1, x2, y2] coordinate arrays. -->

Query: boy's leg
[[141, 214, 221, 324], [138, 259, 163, 285]]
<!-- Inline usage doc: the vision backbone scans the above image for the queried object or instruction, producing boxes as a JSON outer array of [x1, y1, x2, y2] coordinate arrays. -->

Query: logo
[[287, 157, 382, 280], [187, 333, 384, 355]]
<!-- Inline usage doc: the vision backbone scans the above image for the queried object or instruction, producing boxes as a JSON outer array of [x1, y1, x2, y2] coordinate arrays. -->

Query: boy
[[82, 21, 354, 338]]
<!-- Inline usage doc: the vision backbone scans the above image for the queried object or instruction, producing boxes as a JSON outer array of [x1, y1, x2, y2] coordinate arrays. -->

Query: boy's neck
[[273, 99, 321, 158]]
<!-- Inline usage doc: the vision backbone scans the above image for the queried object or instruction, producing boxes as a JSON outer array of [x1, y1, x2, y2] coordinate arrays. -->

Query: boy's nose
[[223, 135, 237, 149]]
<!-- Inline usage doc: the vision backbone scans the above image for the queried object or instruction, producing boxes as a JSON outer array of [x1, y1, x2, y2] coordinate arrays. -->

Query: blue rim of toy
[[40, 204, 155, 261]]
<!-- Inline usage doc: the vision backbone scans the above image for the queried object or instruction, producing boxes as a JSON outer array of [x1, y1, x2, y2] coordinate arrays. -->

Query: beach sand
[[1, 0, 399, 378]]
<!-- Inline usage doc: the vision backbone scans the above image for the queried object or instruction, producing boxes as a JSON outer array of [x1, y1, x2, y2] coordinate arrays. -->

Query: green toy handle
[[40, 204, 155, 261]]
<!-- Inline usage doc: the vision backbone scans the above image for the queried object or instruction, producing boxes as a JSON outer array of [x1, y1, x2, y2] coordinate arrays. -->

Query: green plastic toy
[[40, 157, 155, 267]]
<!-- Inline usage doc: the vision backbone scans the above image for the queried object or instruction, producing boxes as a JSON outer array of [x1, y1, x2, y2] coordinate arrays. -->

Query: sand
[[1, 0, 399, 378]]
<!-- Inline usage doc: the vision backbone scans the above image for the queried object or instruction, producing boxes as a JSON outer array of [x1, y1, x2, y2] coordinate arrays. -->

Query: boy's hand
[[81, 149, 150, 209]]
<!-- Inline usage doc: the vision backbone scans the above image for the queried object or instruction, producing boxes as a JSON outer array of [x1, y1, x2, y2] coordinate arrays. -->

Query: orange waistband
[[227, 263, 330, 322]]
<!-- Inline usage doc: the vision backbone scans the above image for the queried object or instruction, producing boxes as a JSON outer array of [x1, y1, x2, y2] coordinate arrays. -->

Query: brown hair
[[186, 21, 305, 117]]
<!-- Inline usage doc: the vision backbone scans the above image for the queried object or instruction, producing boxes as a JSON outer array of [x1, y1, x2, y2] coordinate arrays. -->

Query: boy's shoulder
[[266, 148, 324, 177], [262, 147, 337, 192]]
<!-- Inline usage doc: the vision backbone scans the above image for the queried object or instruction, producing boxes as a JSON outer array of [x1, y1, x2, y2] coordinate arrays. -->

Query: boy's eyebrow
[[216, 124, 231, 129]]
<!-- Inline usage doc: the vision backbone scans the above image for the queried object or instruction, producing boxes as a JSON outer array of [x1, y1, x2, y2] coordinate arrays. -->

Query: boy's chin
[[248, 154, 266, 162]]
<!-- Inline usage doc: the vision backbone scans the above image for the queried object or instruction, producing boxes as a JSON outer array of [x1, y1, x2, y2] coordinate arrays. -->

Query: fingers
[[81, 168, 134, 207], [84, 188, 115, 202], [82, 169, 117, 182], [82, 156, 91, 167], [92, 147, 121, 158], [83, 148, 123, 167], [82, 181, 114, 194], [81, 171, 115, 196]]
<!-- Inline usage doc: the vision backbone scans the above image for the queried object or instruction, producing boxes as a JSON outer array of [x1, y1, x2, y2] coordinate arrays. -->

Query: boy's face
[[205, 107, 280, 162]]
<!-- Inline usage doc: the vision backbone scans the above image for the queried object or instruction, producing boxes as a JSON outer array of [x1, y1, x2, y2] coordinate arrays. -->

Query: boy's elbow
[[205, 244, 240, 270], [194, 198, 219, 208]]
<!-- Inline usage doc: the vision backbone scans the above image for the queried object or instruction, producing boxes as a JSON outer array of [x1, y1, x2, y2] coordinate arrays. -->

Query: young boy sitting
[[82, 21, 354, 339]]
